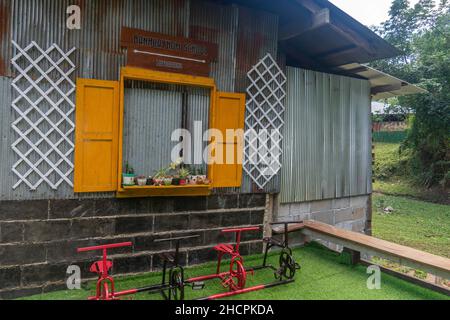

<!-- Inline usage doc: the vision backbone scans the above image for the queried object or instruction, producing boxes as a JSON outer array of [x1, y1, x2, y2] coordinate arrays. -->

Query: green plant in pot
[[153, 168, 167, 186], [123, 163, 135, 186], [163, 176, 173, 186], [178, 168, 190, 186]]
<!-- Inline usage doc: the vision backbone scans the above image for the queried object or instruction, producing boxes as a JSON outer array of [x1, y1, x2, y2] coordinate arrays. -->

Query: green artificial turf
[[372, 194, 450, 258], [21, 242, 448, 301]]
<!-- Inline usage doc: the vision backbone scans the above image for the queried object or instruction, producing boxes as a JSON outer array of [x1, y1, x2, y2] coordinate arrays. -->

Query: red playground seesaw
[[78, 223, 301, 300]]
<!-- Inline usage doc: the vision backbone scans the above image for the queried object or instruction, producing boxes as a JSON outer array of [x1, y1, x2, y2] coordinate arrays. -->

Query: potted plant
[[153, 168, 167, 186], [178, 168, 190, 186], [147, 176, 154, 186], [192, 167, 207, 185], [123, 163, 135, 186], [188, 166, 197, 185], [136, 175, 147, 186], [198, 167, 207, 181], [172, 175, 181, 186], [163, 176, 173, 186], [196, 176, 205, 185]]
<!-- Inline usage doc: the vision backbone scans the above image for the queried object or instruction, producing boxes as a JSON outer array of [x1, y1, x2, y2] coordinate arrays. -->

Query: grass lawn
[[373, 142, 449, 204], [372, 193, 450, 258], [372, 137, 449, 285], [373, 139, 450, 257], [21, 243, 448, 301]]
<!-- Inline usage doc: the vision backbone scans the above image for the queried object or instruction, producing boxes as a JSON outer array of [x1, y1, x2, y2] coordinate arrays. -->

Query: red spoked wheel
[[229, 256, 247, 291]]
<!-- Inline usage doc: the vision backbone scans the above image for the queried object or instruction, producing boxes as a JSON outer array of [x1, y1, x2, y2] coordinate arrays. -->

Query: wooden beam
[[270, 220, 450, 279], [295, 0, 323, 13], [296, 0, 378, 57], [315, 44, 357, 60], [280, 42, 324, 70], [301, 220, 450, 279], [279, 8, 330, 41]]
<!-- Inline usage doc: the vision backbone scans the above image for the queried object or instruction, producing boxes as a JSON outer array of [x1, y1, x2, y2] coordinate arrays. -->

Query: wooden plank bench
[[272, 220, 450, 280]]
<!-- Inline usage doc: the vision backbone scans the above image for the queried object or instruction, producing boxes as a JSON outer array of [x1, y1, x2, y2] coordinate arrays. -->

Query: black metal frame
[[153, 235, 202, 300], [252, 221, 302, 281], [117, 235, 200, 300]]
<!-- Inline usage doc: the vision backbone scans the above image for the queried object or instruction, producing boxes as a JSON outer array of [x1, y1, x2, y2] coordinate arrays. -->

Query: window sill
[[116, 185, 212, 198]]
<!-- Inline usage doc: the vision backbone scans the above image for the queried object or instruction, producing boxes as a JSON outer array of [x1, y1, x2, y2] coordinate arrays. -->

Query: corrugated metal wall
[[0, 0, 281, 200], [230, 4, 280, 194], [1, 0, 374, 202], [189, 0, 238, 92], [123, 82, 210, 177], [123, 85, 182, 177], [0, 77, 14, 200], [280, 67, 372, 204]]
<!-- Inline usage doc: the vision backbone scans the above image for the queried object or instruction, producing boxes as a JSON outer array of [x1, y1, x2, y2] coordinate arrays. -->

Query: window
[[74, 67, 245, 197]]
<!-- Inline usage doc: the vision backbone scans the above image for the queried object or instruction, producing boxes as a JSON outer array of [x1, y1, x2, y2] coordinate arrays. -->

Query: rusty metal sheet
[[0, 0, 11, 77], [234, 5, 279, 93]]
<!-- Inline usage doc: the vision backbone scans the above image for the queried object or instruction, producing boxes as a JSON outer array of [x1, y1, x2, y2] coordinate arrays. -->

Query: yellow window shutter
[[74, 79, 120, 193], [210, 92, 246, 188]]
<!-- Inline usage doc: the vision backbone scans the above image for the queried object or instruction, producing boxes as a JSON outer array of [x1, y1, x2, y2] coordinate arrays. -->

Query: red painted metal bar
[[111, 288, 138, 298], [186, 271, 230, 283], [77, 242, 133, 253], [202, 285, 265, 300], [197, 279, 295, 300], [186, 266, 256, 283], [221, 226, 260, 253]]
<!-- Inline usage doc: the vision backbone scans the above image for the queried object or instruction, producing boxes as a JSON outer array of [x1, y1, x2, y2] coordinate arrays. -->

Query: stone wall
[[275, 195, 372, 249], [0, 194, 267, 299]]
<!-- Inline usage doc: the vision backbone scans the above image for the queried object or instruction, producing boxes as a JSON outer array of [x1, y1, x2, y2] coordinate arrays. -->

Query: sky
[[329, 0, 421, 27]]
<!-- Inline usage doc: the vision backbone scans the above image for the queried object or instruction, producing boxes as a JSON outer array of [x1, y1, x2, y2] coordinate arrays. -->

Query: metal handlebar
[[221, 226, 260, 233], [270, 221, 303, 226], [77, 242, 133, 253], [154, 235, 200, 243]]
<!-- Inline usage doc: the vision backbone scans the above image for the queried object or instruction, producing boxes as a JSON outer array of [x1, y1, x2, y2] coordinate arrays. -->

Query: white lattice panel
[[11, 41, 76, 190], [244, 54, 286, 189]]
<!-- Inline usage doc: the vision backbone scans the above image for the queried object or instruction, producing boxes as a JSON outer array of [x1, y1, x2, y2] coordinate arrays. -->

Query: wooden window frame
[[116, 67, 217, 198]]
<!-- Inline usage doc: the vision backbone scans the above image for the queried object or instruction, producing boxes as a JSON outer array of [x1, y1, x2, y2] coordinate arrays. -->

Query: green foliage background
[[371, 0, 450, 188]]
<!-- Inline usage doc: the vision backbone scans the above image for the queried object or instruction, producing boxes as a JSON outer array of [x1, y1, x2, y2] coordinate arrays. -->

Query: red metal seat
[[214, 244, 234, 254], [90, 260, 113, 275]]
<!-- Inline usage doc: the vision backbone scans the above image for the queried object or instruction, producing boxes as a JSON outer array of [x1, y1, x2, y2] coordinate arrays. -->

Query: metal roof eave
[[335, 63, 427, 101]]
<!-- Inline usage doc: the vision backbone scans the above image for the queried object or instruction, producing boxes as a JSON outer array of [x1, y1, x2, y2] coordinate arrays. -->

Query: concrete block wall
[[0, 194, 267, 299], [276, 195, 371, 250]]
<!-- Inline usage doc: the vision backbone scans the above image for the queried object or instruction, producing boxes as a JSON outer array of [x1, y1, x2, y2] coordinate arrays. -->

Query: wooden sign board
[[120, 27, 218, 77]]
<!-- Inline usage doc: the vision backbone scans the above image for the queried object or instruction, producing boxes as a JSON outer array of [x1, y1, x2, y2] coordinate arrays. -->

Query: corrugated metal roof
[[336, 63, 427, 100], [224, 0, 401, 69]]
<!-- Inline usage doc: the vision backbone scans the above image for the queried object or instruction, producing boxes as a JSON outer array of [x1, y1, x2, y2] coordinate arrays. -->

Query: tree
[[371, 0, 450, 188]]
